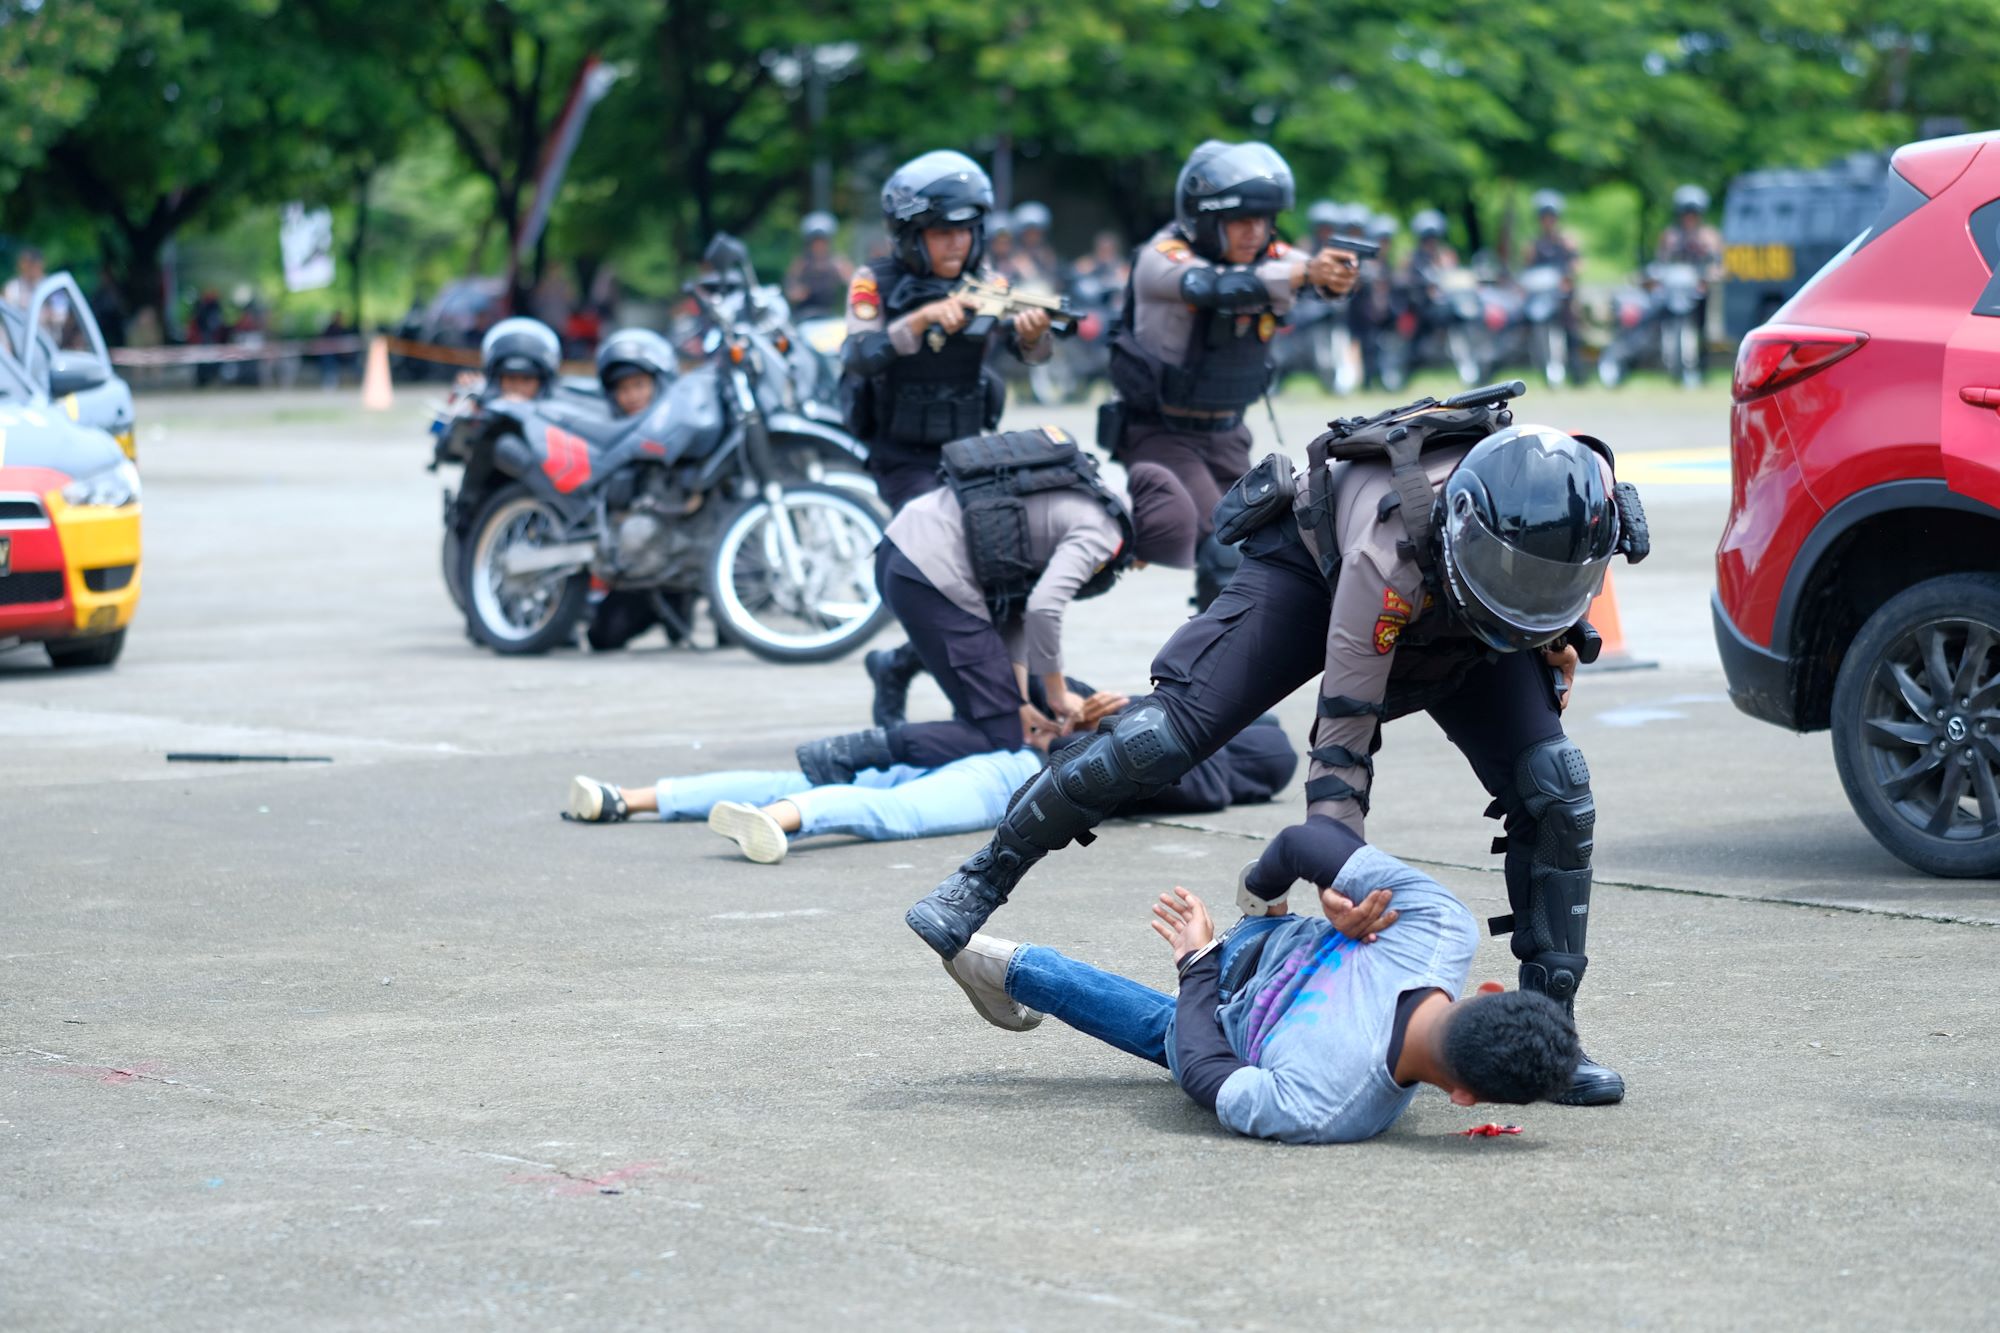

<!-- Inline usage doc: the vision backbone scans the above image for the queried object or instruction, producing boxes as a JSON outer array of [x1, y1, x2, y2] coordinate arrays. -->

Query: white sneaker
[[943, 933, 1044, 1032], [708, 801, 788, 864], [568, 775, 629, 823]]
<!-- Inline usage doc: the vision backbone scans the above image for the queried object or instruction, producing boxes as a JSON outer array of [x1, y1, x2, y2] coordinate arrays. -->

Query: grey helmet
[[595, 328, 676, 403], [1412, 208, 1449, 241], [1012, 200, 1052, 234], [1333, 201, 1371, 236], [1306, 199, 1343, 232], [800, 211, 838, 241], [880, 150, 994, 275], [1672, 184, 1711, 216], [479, 317, 560, 386], [1532, 189, 1565, 217], [1366, 212, 1399, 243], [1174, 140, 1295, 261]]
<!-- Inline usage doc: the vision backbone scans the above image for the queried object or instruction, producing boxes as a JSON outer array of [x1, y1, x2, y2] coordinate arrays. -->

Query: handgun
[[953, 275, 1082, 335]]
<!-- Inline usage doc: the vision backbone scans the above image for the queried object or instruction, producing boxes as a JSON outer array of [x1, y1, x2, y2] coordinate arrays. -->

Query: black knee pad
[[1502, 738, 1596, 962], [1103, 703, 1195, 788]]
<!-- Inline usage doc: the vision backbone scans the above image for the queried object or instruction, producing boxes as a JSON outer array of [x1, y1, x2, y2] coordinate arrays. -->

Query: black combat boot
[[906, 826, 1043, 958], [864, 643, 924, 728], [796, 727, 899, 787], [1520, 957, 1626, 1106]]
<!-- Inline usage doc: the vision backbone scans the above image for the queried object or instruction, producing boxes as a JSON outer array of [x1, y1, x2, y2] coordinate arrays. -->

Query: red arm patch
[[848, 271, 880, 321], [1374, 587, 1413, 654]]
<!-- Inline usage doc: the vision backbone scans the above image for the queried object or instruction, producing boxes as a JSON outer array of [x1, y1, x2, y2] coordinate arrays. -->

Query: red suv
[[1715, 132, 2000, 877]]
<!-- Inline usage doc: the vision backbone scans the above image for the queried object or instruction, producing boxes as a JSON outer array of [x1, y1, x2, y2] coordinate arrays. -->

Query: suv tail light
[[1732, 324, 1868, 402]]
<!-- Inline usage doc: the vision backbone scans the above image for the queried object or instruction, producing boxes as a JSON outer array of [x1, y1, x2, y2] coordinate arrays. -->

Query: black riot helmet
[[880, 150, 994, 276], [595, 328, 675, 402], [1436, 425, 1619, 653], [1174, 140, 1295, 261], [479, 317, 561, 387]]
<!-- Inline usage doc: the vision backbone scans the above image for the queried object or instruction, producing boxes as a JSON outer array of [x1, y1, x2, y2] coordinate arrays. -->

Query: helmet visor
[[1443, 495, 1614, 641]]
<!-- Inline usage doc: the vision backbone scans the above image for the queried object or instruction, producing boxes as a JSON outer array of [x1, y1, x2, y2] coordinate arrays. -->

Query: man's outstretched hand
[[1151, 886, 1215, 964], [1320, 886, 1398, 942]]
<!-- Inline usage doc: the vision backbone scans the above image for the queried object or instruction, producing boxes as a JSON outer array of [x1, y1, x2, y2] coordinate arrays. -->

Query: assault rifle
[[952, 275, 1082, 336]]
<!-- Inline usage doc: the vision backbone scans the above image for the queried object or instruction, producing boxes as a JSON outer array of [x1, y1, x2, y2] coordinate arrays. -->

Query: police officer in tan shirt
[[1106, 141, 1360, 610]]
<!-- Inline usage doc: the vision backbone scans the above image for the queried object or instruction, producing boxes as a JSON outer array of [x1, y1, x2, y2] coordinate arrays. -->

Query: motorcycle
[[1272, 288, 1361, 396], [1597, 262, 1705, 389], [431, 240, 891, 663], [1378, 265, 1487, 390], [1515, 264, 1571, 387]]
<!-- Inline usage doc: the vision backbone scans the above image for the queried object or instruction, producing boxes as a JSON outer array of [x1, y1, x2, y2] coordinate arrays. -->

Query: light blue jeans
[[1004, 914, 1293, 1067], [654, 749, 1044, 844]]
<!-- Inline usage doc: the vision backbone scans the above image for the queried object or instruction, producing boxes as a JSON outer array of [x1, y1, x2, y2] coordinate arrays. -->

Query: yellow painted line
[[1616, 446, 1730, 486]]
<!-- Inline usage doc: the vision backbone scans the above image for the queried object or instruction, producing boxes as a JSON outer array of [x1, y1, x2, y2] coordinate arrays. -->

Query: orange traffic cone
[[361, 336, 394, 411], [1582, 568, 1655, 670]]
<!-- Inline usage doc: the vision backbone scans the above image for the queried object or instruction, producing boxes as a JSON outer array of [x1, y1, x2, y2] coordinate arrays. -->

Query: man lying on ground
[[564, 692, 1296, 864], [940, 815, 1581, 1143]]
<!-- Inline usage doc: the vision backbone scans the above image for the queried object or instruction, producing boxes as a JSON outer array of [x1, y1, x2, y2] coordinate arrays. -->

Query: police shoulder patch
[[1155, 237, 1193, 263], [1267, 240, 1292, 258], [1374, 587, 1413, 654], [848, 271, 880, 321]]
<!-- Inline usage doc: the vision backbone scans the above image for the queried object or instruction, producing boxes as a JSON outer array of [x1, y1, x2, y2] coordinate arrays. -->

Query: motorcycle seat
[[536, 400, 635, 451]]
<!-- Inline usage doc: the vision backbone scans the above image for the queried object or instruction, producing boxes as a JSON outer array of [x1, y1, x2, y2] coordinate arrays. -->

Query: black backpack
[[940, 428, 1136, 621]]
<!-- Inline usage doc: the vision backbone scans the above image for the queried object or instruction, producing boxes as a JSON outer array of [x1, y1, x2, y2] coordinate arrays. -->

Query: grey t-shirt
[[1166, 846, 1477, 1144]]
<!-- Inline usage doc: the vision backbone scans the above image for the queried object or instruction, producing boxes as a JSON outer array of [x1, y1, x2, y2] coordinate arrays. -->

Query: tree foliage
[[5, 0, 1995, 321]]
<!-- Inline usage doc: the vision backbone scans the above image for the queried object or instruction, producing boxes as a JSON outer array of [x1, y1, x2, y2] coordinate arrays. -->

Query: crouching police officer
[[905, 390, 1650, 1106], [1106, 141, 1361, 610], [799, 430, 1197, 782]]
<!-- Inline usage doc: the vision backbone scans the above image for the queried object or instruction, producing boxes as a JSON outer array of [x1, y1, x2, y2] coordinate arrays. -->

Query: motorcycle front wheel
[[1027, 350, 1080, 406], [1541, 324, 1568, 388], [706, 483, 893, 664], [1378, 334, 1411, 392], [1447, 327, 1482, 387], [462, 484, 588, 654], [442, 526, 468, 614]]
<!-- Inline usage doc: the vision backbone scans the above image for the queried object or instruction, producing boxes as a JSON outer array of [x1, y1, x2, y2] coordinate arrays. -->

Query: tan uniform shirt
[[886, 482, 1130, 677], [844, 262, 1053, 364], [1129, 225, 1303, 369], [1294, 443, 1475, 835]]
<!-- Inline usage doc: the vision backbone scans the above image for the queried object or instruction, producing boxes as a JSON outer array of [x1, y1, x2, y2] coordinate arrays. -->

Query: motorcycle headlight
[[61, 459, 142, 509]]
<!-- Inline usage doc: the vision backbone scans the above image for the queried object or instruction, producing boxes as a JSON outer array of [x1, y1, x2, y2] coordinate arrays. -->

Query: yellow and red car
[[0, 382, 141, 668]]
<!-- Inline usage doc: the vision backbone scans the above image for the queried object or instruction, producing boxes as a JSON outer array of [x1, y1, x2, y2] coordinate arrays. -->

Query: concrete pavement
[[2, 384, 1995, 1330]]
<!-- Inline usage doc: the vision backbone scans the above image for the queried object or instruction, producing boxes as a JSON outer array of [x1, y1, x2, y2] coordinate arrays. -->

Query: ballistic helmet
[[881, 150, 994, 275], [1174, 141, 1295, 261], [1672, 184, 1710, 215], [1533, 189, 1565, 217], [1012, 201, 1052, 234], [1437, 425, 1619, 653], [595, 328, 676, 403], [801, 211, 838, 241], [1334, 202, 1371, 235], [1366, 213, 1398, 243], [1306, 200, 1343, 232], [1412, 209, 1448, 241], [480, 317, 561, 385]]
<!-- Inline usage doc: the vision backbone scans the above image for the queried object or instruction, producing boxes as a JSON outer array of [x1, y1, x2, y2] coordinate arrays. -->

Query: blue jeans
[[1004, 914, 1293, 1066], [654, 750, 1043, 843]]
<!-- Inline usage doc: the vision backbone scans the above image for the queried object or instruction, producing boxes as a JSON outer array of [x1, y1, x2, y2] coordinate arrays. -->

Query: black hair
[[1439, 991, 1580, 1104]]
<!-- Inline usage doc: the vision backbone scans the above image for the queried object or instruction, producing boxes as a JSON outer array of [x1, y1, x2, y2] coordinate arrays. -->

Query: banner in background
[[280, 204, 336, 293]]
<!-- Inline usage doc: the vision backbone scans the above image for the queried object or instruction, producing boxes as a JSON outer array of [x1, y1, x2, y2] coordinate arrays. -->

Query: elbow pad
[[1180, 266, 1268, 311], [842, 330, 898, 377]]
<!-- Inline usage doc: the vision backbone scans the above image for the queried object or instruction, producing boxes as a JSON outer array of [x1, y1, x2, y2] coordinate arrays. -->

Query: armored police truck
[[1721, 152, 1887, 339]]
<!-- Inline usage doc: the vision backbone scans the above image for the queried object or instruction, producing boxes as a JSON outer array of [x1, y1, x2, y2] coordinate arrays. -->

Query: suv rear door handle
[[1960, 386, 2000, 406]]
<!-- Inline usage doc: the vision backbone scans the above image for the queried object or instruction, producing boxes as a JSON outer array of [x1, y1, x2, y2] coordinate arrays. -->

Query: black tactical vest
[[1107, 234, 1277, 417], [867, 258, 1002, 448], [941, 428, 1136, 622]]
